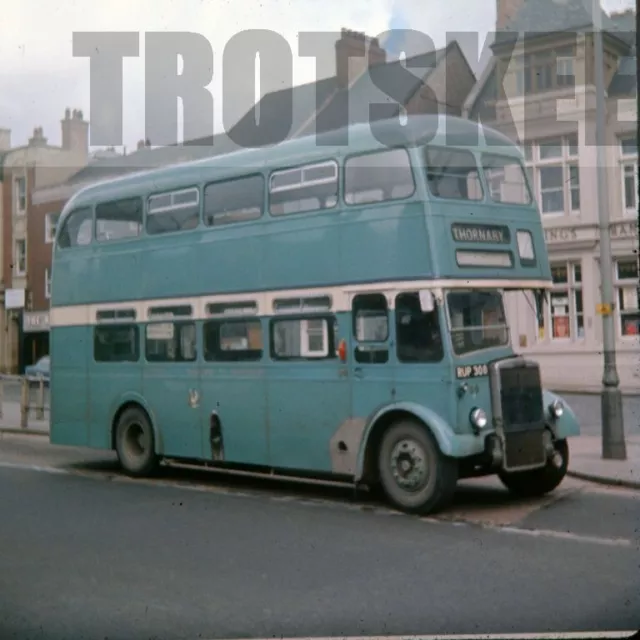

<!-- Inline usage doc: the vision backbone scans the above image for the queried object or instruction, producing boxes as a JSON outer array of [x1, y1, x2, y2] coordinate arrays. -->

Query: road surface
[[0, 434, 638, 640]]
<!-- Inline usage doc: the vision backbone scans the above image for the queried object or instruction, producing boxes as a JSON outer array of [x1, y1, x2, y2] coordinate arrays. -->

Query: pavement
[[0, 433, 639, 639], [568, 435, 640, 489]]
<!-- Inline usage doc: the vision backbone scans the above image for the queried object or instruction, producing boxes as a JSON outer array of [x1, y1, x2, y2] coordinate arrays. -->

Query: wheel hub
[[390, 439, 428, 491], [124, 423, 147, 458]]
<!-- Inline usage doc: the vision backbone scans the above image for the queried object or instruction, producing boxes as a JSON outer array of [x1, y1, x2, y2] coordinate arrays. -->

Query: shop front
[[506, 220, 639, 393], [22, 311, 50, 369]]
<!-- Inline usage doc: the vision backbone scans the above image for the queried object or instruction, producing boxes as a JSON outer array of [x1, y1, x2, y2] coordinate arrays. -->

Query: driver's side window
[[395, 292, 444, 363]]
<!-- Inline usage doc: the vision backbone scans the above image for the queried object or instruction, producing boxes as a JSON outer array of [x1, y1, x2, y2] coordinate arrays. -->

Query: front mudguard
[[542, 389, 581, 439], [354, 401, 480, 482]]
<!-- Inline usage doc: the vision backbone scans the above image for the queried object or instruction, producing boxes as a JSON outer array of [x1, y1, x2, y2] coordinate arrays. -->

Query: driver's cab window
[[352, 293, 389, 364], [395, 292, 444, 363]]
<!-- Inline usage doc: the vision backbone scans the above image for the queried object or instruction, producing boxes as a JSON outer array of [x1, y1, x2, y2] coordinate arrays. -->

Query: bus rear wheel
[[498, 438, 569, 498], [377, 420, 457, 515], [115, 407, 159, 477]]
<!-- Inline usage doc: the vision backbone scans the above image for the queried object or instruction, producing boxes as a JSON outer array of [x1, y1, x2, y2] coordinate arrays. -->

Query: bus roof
[[64, 114, 521, 211]]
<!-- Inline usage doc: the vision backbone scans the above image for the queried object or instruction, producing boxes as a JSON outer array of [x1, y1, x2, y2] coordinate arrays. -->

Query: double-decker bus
[[49, 114, 580, 515]]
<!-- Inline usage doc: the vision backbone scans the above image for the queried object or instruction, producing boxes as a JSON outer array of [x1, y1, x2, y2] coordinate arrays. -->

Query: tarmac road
[[0, 434, 638, 640]]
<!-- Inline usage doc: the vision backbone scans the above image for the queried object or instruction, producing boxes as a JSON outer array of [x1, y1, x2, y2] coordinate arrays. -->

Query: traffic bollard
[[36, 378, 45, 420], [20, 377, 29, 429]]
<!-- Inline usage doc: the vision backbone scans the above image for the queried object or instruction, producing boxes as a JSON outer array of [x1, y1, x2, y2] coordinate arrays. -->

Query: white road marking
[[212, 632, 638, 640], [0, 461, 68, 475], [0, 460, 637, 549], [481, 525, 635, 548]]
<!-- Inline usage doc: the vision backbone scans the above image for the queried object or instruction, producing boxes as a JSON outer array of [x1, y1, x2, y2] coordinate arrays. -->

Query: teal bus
[[49, 115, 580, 515]]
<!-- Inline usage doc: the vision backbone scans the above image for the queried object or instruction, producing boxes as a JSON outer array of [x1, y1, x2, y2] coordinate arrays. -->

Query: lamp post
[[592, 0, 626, 459]]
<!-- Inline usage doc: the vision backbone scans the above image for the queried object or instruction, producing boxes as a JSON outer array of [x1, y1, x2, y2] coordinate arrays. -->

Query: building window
[[547, 262, 584, 340], [620, 134, 638, 216], [512, 46, 576, 96], [14, 239, 26, 276], [524, 135, 580, 215], [556, 47, 576, 88], [45, 268, 51, 299], [614, 258, 639, 337], [44, 212, 60, 243], [14, 176, 26, 213]]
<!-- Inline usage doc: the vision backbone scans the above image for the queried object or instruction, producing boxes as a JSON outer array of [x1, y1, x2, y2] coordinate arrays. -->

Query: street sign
[[5, 288, 25, 310], [596, 303, 613, 315]]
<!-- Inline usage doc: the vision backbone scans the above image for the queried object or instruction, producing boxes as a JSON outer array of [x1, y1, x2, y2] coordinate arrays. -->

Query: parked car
[[25, 356, 50, 381]]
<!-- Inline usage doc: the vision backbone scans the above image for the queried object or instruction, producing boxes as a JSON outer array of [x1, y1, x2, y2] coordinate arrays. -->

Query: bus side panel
[[200, 361, 269, 466], [265, 215, 341, 290], [267, 361, 350, 472], [339, 202, 432, 283], [97, 245, 142, 303], [140, 236, 202, 300], [87, 359, 142, 450], [200, 226, 265, 295], [50, 326, 90, 447]]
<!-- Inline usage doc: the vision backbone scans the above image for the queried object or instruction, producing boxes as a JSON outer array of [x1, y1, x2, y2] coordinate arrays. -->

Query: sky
[[0, 0, 635, 152]]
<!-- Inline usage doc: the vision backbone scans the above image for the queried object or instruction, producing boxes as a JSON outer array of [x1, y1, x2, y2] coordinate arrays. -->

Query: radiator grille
[[499, 363, 544, 432]]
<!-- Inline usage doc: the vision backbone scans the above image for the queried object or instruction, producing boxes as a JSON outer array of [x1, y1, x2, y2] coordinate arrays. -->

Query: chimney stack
[[61, 107, 89, 162], [0, 128, 11, 151], [335, 28, 387, 88], [496, 0, 526, 30], [28, 126, 48, 147]]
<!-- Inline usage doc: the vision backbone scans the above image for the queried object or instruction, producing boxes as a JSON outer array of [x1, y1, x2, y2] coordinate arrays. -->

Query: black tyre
[[114, 407, 159, 477], [498, 438, 569, 498], [377, 420, 458, 515]]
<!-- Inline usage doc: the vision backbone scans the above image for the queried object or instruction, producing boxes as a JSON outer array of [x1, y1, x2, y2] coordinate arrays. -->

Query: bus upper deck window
[[204, 175, 265, 227], [269, 161, 338, 216], [96, 198, 143, 242], [345, 148, 415, 205], [57, 207, 93, 248], [424, 147, 483, 201], [482, 153, 532, 205]]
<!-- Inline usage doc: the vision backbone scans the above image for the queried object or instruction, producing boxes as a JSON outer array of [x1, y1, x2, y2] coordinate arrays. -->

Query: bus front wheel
[[498, 438, 569, 498], [115, 407, 159, 477], [377, 420, 458, 515]]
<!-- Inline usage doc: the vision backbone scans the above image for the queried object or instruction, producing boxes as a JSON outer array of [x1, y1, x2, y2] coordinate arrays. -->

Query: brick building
[[0, 109, 88, 372]]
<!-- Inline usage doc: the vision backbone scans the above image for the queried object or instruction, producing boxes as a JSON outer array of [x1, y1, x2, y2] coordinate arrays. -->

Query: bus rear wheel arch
[[113, 404, 159, 478], [376, 418, 458, 515]]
